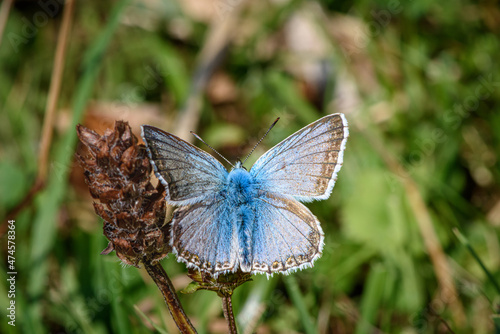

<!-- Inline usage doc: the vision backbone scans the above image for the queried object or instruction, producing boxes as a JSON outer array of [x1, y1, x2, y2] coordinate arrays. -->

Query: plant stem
[[453, 228, 500, 294], [221, 294, 238, 334], [38, 0, 75, 183], [144, 262, 197, 333], [0, 0, 14, 47]]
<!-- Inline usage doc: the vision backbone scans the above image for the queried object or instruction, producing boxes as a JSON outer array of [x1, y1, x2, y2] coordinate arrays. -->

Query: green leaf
[[181, 281, 204, 294], [0, 161, 27, 209]]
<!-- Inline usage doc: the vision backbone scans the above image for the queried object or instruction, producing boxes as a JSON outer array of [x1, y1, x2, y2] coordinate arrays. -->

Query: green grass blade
[[284, 275, 317, 334], [453, 228, 500, 295], [355, 263, 387, 334]]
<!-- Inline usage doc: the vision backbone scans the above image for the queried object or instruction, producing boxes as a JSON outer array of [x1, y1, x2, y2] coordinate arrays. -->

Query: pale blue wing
[[250, 113, 348, 202], [171, 200, 239, 276], [141, 125, 228, 205], [247, 192, 324, 275]]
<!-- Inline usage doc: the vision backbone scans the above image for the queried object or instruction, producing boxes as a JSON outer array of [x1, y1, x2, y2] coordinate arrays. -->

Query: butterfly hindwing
[[250, 114, 348, 202], [249, 192, 324, 275], [141, 125, 228, 205], [171, 200, 239, 274]]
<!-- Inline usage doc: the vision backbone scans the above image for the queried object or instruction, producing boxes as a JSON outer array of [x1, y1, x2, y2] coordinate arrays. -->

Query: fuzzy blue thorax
[[226, 162, 256, 206]]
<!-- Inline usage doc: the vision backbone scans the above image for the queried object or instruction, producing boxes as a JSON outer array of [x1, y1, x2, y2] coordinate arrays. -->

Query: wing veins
[[150, 137, 225, 172], [174, 206, 208, 241], [257, 177, 327, 185], [154, 158, 223, 179], [274, 125, 345, 156], [260, 149, 342, 175], [305, 174, 331, 179], [272, 133, 344, 159], [183, 206, 221, 252], [259, 203, 299, 266], [253, 125, 345, 177], [149, 139, 200, 158], [251, 204, 284, 270], [167, 179, 220, 189], [286, 161, 339, 166], [286, 126, 344, 151], [258, 197, 317, 249], [174, 200, 224, 241]]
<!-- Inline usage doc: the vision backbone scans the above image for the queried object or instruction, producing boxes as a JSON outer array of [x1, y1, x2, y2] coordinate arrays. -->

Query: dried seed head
[[76, 121, 170, 267]]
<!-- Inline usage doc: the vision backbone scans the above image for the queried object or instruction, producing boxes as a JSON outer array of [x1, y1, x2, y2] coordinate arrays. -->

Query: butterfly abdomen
[[226, 167, 258, 272]]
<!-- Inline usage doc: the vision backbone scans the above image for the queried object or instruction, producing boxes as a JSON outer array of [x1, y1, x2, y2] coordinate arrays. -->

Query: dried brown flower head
[[76, 121, 170, 267]]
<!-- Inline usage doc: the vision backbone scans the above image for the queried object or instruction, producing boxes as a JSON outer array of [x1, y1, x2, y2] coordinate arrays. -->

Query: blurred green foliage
[[1, 0, 499, 333]]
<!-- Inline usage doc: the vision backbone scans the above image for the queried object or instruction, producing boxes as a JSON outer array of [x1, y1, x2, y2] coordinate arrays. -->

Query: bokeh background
[[1, 0, 499, 333]]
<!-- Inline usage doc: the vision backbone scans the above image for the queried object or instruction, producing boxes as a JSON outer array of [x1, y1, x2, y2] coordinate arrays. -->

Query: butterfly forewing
[[141, 125, 228, 205], [250, 114, 348, 202]]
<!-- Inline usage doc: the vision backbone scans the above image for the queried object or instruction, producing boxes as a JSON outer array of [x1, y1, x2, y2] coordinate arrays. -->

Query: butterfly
[[141, 114, 348, 277]]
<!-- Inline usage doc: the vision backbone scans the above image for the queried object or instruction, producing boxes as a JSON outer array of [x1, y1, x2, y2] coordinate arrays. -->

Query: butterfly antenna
[[242, 117, 280, 165], [191, 131, 234, 168]]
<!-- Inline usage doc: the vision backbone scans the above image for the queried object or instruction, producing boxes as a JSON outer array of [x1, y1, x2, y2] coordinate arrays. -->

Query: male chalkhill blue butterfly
[[141, 114, 348, 277]]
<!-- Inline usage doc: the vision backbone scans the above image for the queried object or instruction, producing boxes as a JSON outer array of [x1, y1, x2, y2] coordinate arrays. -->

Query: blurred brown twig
[[5, 0, 75, 224]]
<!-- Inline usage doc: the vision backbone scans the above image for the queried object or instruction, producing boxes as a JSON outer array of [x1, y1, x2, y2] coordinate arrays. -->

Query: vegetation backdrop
[[1, 0, 499, 333]]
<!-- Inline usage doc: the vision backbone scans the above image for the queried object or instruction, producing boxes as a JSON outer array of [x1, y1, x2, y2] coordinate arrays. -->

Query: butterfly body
[[222, 163, 257, 272], [142, 114, 348, 277]]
